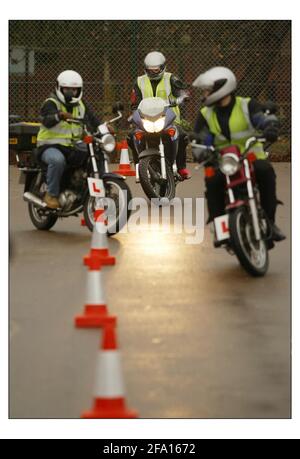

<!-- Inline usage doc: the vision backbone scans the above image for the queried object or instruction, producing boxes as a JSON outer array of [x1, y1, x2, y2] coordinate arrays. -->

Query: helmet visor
[[197, 86, 213, 103], [61, 87, 81, 103], [146, 65, 165, 79]]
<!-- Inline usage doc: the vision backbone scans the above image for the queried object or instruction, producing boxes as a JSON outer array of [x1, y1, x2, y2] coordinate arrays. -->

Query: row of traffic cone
[[75, 207, 138, 418], [113, 140, 136, 176], [82, 319, 137, 419]]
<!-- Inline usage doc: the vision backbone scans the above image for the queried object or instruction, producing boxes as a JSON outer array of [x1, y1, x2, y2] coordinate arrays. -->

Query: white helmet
[[192, 67, 237, 106], [56, 70, 83, 105], [144, 51, 166, 80]]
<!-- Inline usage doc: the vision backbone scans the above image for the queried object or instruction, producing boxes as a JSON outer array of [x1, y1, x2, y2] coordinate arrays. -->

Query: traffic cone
[[81, 218, 86, 226], [75, 257, 116, 328], [113, 140, 136, 176], [81, 320, 138, 418], [83, 209, 116, 267]]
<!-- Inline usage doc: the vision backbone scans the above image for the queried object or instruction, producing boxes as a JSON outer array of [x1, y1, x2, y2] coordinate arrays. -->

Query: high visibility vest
[[201, 96, 266, 159], [137, 72, 181, 124], [37, 97, 86, 147]]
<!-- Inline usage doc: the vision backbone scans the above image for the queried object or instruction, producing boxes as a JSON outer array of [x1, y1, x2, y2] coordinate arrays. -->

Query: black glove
[[188, 132, 202, 143], [263, 121, 279, 142], [192, 143, 210, 163]]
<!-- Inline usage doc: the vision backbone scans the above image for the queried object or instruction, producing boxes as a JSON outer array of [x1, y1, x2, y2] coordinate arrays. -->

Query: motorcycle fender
[[214, 214, 230, 241], [225, 199, 247, 211], [23, 171, 38, 192], [138, 149, 160, 160], [102, 172, 126, 181]]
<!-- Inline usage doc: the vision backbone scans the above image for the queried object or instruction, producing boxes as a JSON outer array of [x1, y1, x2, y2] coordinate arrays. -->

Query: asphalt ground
[[9, 162, 291, 419]]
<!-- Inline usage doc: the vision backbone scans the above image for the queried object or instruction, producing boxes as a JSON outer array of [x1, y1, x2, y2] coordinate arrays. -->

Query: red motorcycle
[[192, 136, 273, 277]]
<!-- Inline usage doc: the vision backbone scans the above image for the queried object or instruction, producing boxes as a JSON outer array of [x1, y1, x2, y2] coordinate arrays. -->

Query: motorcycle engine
[[58, 190, 78, 212], [69, 169, 87, 189]]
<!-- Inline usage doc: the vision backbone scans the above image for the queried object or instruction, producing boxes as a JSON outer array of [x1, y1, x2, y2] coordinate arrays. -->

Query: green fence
[[9, 20, 291, 159]]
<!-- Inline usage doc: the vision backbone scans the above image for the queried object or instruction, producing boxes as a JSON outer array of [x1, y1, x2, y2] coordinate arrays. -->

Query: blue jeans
[[41, 147, 66, 197]]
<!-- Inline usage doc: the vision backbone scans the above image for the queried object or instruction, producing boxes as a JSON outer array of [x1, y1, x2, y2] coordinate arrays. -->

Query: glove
[[188, 132, 202, 143], [192, 143, 210, 163], [263, 121, 279, 142], [59, 111, 74, 121]]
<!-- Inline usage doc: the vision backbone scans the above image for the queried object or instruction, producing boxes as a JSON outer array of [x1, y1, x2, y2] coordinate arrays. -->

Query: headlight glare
[[142, 117, 165, 133]]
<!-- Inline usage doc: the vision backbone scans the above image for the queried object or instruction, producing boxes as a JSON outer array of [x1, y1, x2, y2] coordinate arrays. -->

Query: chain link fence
[[9, 20, 291, 159]]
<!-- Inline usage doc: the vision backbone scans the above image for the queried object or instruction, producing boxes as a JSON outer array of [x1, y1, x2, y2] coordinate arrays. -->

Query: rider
[[128, 51, 191, 180], [36, 70, 101, 209], [192, 66, 286, 242]]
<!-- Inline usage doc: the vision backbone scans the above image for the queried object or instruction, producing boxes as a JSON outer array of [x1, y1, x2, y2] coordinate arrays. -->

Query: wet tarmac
[[9, 163, 291, 418]]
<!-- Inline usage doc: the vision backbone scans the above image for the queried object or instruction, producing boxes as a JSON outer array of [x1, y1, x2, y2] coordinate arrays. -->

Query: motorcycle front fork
[[158, 138, 167, 180], [226, 160, 261, 241], [88, 142, 100, 179]]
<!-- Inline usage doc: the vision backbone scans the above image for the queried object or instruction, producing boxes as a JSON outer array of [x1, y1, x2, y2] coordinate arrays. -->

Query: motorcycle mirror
[[262, 100, 277, 114], [112, 102, 124, 114]]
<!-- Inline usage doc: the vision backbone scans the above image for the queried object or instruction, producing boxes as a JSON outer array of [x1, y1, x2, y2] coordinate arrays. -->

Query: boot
[[43, 192, 60, 209], [178, 168, 191, 180], [271, 223, 286, 242]]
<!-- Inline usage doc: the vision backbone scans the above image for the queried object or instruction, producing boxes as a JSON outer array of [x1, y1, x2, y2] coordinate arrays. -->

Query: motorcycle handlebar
[[191, 136, 266, 153], [244, 136, 266, 152], [67, 109, 123, 126], [191, 136, 267, 166], [166, 94, 189, 109], [66, 118, 84, 124]]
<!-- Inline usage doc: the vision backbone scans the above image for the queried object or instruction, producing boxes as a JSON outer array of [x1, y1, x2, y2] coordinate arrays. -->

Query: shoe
[[43, 192, 60, 209], [271, 223, 286, 242], [178, 168, 191, 180]]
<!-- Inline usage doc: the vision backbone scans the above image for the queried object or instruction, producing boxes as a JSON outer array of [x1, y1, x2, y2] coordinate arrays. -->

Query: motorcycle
[[131, 96, 188, 202], [192, 136, 273, 277], [17, 103, 132, 235]]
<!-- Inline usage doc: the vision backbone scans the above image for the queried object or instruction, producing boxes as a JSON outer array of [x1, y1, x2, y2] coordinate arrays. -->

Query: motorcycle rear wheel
[[229, 207, 269, 277], [28, 203, 58, 230], [28, 179, 58, 230], [139, 156, 175, 202]]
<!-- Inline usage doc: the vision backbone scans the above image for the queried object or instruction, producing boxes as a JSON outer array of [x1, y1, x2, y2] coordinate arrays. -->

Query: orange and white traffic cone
[[113, 140, 136, 176], [83, 209, 116, 267], [75, 257, 116, 328], [81, 320, 138, 418]]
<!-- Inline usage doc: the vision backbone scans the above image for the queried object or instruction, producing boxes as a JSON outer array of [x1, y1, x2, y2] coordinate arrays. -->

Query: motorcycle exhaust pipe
[[23, 192, 48, 209]]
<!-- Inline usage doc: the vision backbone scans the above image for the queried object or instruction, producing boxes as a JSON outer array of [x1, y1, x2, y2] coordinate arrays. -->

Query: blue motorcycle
[[131, 97, 185, 201]]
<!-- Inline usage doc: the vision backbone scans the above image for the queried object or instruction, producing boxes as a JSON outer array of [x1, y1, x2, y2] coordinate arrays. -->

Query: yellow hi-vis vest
[[37, 98, 86, 147], [137, 72, 181, 124], [201, 96, 266, 159]]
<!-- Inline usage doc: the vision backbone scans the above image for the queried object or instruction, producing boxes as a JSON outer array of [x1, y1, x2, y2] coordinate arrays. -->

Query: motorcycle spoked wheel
[[83, 177, 132, 235], [28, 180, 58, 230], [229, 207, 269, 277], [138, 156, 176, 202]]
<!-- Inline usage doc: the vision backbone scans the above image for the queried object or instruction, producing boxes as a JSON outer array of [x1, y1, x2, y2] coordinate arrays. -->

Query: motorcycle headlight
[[142, 117, 165, 133], [101, 133, 116, 153], [220, 153, 240, 176]]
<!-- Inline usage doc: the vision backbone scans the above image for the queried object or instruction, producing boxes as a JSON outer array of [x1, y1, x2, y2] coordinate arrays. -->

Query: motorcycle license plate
[[87, 177, 105, 197], [214, 215, 230, 241]]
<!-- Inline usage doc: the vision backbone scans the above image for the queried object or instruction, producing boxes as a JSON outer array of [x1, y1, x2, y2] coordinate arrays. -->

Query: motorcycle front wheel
[[229, 207, 269, 277], [83, 176, 132, 235], [138, 156, 176, 202]]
